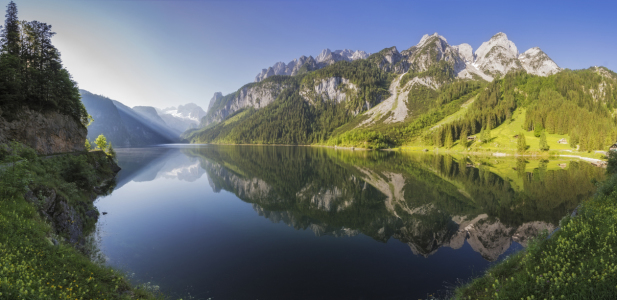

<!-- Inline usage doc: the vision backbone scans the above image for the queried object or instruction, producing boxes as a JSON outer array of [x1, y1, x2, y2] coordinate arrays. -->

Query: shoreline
[[182, 143, 609, 163]]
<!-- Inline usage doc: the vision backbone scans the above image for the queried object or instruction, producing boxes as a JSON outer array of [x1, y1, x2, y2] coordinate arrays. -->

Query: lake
[[94, 145, 605, 300]]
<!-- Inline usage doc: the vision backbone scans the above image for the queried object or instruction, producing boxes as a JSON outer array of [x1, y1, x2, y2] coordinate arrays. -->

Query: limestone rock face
[[372, 46, 407, 73], [202, 82, 289, 127], [255, 49, 368, 82], [408, 33, 466, 73], [0, 107, 86, 155], [208, 92, 223, 111], [453, 43, 474, 64], [473, 32, 521, 77], [299, 77, 358, 104], [316, 48, 369, 65], [255, 55, 319, 82], [518, 47, 561, 76]]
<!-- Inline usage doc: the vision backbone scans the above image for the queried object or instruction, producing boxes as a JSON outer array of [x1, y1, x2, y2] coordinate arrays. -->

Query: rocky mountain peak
[[255, 48, 369, 82], [351, 50, 370, 60], [473, 32, 520, 77], [518, 47, 561, 76], [382, 46, 401, 64], [315, 48, 333, 63], [208, 92, 223, 111], [417, 32, 448, 48], [403, 33, 466, 74], [475, 32, 518, 60], [453, 43, 474, 63]]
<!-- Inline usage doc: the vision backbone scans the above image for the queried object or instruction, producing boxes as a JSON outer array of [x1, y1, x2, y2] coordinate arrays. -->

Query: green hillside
[[188, 46, 617, 154]]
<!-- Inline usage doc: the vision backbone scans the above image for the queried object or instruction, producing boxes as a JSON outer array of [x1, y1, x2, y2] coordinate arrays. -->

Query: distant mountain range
[[156, 104, 206, 134], [255, 48, 370, 82], [80, 90, 206, 147]]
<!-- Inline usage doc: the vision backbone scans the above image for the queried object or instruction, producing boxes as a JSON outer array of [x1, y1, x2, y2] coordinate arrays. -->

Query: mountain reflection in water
[[114, 145, 604, 262], [97, 145, 605, 300]]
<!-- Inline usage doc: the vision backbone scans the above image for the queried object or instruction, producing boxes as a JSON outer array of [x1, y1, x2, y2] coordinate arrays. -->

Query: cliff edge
[[0, 107, 86, 155]]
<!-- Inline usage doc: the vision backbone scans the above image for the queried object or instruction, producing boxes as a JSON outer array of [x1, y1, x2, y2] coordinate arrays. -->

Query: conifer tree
[[534, 123, 543, 137], [0, 1, 22, 105], [459, 127, 469, 148], [517, 133, 527, 153], [444, 128, 453, 149], [1, 1, 20, 56], [434, 129, 443, 147], [539, 131, 549, 151], [479, 126, 485, 143]]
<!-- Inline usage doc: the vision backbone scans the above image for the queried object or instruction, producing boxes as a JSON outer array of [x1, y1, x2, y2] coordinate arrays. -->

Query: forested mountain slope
[[186, 32, 616, 152]]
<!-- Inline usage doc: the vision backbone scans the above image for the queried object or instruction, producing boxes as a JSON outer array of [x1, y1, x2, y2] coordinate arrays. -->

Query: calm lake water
[[94, 145, 605, 300]]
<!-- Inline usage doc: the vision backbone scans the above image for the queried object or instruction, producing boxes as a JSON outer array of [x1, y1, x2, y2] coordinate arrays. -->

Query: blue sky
[[12, 0, 617, 110]]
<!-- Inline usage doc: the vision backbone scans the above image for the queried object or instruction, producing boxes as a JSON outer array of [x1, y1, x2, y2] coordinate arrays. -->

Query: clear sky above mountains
[[14, 0, 617, 109]]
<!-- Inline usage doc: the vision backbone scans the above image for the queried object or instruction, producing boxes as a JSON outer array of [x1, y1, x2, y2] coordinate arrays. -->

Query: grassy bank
[[399, 108, 608, 162], [453, 154, 617, 299], [0, 142, 161, 300]]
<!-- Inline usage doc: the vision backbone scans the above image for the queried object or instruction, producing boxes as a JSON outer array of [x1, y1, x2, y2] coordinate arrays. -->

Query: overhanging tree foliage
[[0, 1, 87, 126]]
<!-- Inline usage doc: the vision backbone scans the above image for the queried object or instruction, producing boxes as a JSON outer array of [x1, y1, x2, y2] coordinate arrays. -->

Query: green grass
[[221, 109, 250, 126], [429, 95, 477, 131], [405, 108, 608, 161], [0, 142, 164, 300], [453, 164, 617, 299]]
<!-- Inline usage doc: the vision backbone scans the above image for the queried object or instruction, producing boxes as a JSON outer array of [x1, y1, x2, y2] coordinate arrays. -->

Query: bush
[[454, 172, 617, 299]]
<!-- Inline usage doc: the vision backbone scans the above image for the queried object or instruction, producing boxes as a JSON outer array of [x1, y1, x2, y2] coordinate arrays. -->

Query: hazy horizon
[[12, 0, 617, 110]]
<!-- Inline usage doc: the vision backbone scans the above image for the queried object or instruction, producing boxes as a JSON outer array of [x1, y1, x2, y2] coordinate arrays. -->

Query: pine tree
[[434, 129, 443, 148], [1, 1, 20, 56], [517, 133, 527, 153], [539, 130, 549, 151], [459, 127, 469, 148], [0, 1, 22, 106], [444, 128, 453, 149], [479, 126, 485, 143], [534, 123, 543, 137]]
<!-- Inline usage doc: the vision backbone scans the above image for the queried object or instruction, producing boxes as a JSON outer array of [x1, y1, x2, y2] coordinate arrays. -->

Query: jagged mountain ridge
[[255, 48, 370, 82], [192, 32, 564, 144], [370, 32, 560, 81], [206, 32, 559, 123]]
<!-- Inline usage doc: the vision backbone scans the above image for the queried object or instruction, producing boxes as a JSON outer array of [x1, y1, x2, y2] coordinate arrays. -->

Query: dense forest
[[427, 69, 617, 151], [0, 1, 87, 125]]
